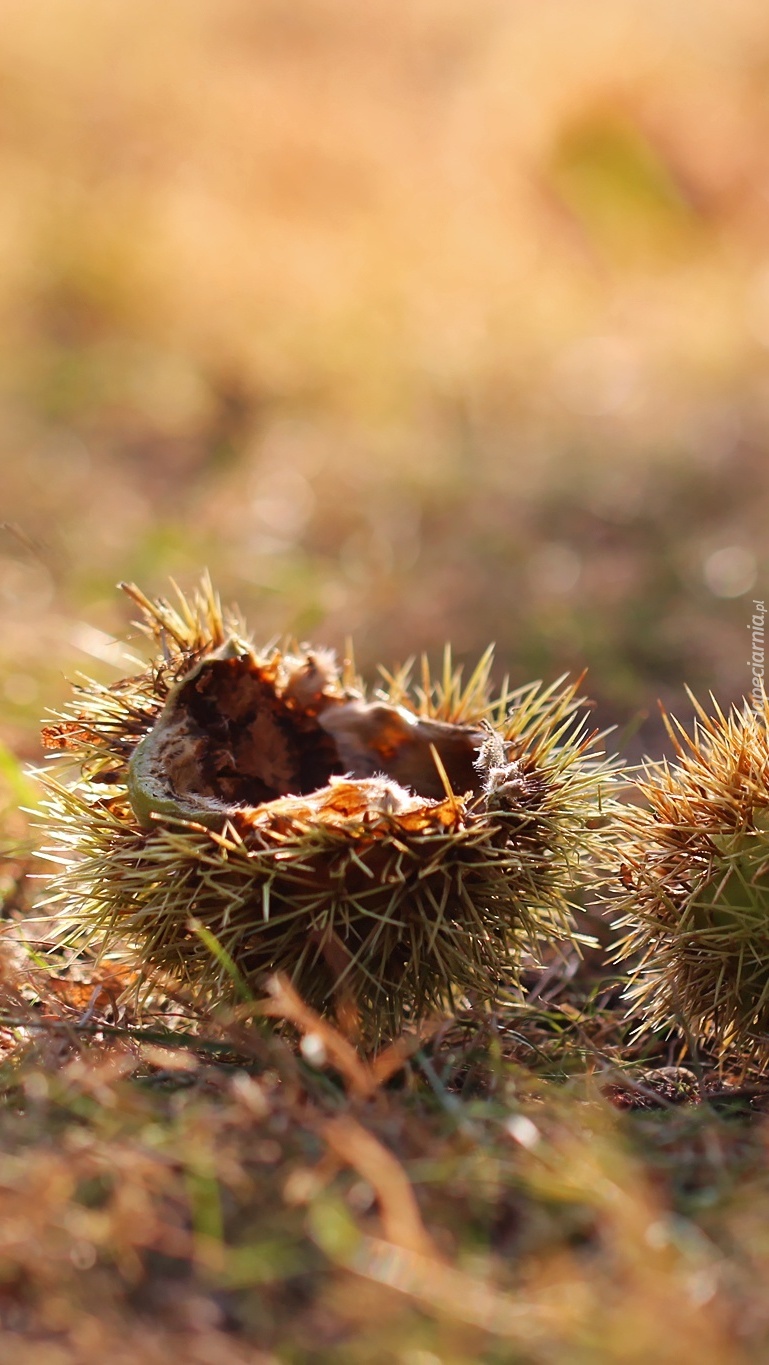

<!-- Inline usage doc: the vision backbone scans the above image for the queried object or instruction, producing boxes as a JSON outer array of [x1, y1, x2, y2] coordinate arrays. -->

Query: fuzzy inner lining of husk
[[128, 643, 497, 829]]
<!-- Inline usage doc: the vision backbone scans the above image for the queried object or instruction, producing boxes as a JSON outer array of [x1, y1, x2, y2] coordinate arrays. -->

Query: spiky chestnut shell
[[39, 577, 613, 1035], [612, 695, 769, 1055]]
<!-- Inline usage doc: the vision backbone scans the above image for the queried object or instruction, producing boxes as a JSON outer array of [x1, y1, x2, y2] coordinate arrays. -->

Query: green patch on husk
[[611, 693, 769, 1056]]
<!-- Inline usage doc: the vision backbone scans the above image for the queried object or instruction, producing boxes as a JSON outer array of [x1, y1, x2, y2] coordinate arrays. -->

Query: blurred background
[[0, 0, 767, 763]]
